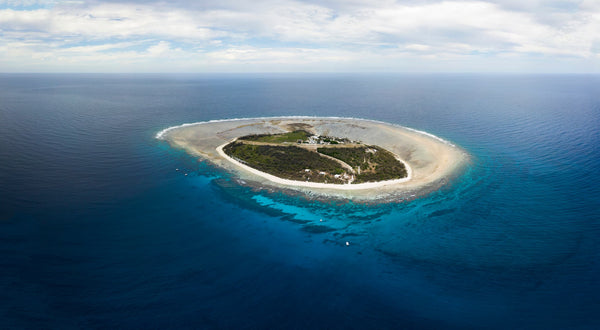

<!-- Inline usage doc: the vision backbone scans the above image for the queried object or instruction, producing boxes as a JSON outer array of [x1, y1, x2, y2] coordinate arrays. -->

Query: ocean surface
[[1, 73, 599, 329]]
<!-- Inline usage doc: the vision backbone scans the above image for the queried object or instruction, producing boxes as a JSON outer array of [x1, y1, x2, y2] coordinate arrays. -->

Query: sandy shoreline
[[158, 117, 469, 201]]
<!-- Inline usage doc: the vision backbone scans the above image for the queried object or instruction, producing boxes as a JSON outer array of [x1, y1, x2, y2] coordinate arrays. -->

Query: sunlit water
[[1, 74, 599, 328]]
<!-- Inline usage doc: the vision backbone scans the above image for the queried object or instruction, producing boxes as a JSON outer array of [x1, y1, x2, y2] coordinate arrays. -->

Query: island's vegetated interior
[[318, 147, 408, 183], [223, 142, 349, 184], [223, 129, 407, 184]]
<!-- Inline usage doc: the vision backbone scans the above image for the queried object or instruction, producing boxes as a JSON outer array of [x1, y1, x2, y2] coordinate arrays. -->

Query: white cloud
[[147, 41, 171, 55], [0, 0, 599, 72], [60, 41, 139, 53], [0, 0, 56, 6], [0, 5, 225, 40], [404, 44, 432, 52], [206, 46, 352, 65]]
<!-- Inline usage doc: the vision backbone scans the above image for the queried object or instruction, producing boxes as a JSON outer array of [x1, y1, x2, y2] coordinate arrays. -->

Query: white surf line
[[155, 122, 201, 139], [215, 140, 412, 191], [155, 116, 457, 147]]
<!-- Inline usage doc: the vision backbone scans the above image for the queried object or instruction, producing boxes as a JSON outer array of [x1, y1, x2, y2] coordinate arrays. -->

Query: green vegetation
[[317, 147, 366, 168], [238, 130, 311, 143], [223, 142, 349, 183], [317, 146, 407, 183], [223, 130, 408, 185]]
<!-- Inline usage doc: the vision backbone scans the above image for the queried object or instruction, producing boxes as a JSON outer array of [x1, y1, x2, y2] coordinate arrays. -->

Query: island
[[157, 117, 469, 201]]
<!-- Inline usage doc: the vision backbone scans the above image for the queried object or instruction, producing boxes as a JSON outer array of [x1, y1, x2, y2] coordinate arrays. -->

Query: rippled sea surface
[[1, 74, 599, 329]]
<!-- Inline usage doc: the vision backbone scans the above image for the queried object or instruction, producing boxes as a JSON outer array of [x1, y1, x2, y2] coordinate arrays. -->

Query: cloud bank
[[1, 0, 599, 72]]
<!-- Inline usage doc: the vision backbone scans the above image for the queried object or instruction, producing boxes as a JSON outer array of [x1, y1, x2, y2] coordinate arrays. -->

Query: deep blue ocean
[[1, 74, 599, 329]]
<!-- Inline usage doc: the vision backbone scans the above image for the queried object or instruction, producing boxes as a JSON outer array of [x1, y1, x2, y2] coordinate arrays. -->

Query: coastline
[[157, 117, 469, 201]]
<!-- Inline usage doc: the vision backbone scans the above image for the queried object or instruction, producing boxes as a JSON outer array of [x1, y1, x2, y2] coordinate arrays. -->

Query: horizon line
[[1, 72, 599, 75]]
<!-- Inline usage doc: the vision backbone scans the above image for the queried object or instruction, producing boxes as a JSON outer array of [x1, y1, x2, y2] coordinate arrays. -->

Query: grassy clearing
[[238, 130, 311, 143]]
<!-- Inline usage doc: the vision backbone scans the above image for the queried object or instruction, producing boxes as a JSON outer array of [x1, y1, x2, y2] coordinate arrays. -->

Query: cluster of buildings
[[299, 135, 355, 145]]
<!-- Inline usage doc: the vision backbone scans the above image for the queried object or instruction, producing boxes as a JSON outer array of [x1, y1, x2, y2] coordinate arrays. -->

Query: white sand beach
[[158, 117, 469, 201]]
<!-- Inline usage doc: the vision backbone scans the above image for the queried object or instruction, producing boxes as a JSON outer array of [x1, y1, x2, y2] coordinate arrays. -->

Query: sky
[[0, 0, 599, 73]]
